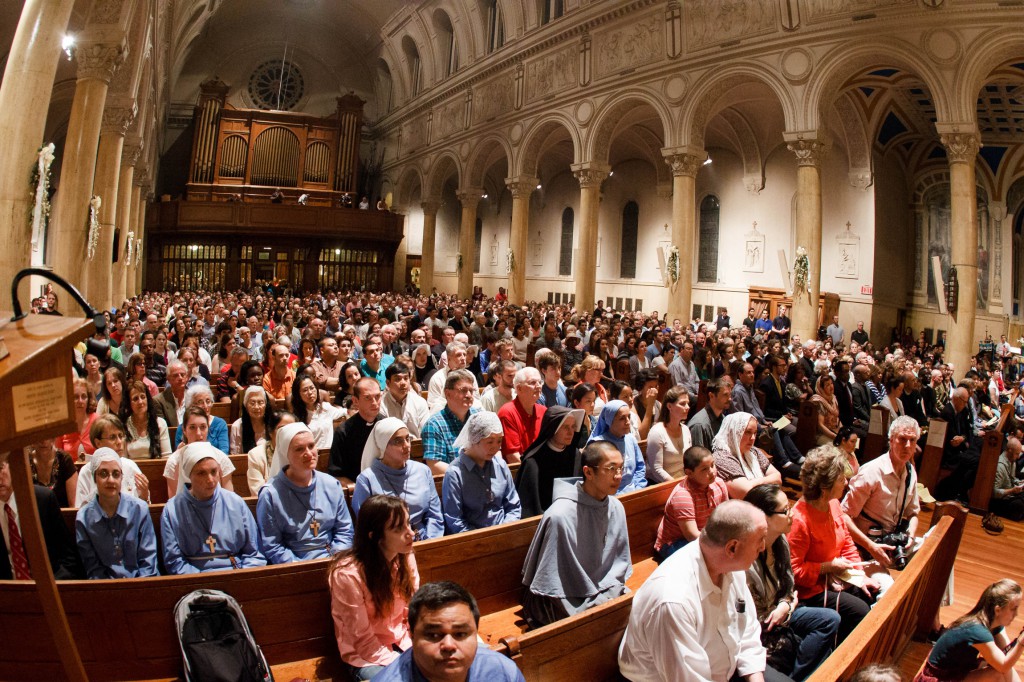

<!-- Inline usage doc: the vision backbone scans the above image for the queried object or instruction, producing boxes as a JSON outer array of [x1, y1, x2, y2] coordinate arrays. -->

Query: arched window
[[697, 195, 720, 283], [377, 59, 393, 114], [402, 36, 421, 96], [485, 0, 505, 53], [559, 207, 574, 276], [620, 201, 639, 279], [540, 0, 564, 25], [474, 217, 483, 273], [433, 10, 458, 78]]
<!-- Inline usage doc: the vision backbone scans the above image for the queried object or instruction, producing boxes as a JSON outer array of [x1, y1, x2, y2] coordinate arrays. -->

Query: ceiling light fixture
[[703, 157, 713, 166], [61, 34, 75, 61]]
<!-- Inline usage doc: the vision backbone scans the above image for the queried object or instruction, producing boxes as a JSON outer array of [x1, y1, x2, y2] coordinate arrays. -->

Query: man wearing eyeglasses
[[422, 370, 480, 476], [841, 415, 922, 571], [521, 441, 631, 627], [497, 368, 547, 466]]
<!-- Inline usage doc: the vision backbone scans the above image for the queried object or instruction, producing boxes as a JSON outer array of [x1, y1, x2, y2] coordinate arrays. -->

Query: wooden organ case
[[186, 77, 364, 205]]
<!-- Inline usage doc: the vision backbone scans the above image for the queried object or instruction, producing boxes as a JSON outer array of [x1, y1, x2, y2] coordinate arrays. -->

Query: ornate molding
[[456, 189, 483, 208], [506, 178, 538, 199], [76, 43, 126, 84], [663, 152, 703, 178], [848, 169, 873, 190], [420, 199, 442, 215], [121, 142, 143, 167], [939, 131, 980, 164], [786, 138, 828, 167], [744, 174, 765, 195], [572, 167, 609, 189], [101, 104, 136, 136]]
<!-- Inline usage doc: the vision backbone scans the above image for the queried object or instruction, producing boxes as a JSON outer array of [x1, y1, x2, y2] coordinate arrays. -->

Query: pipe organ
[[186, 77, 365, 205]]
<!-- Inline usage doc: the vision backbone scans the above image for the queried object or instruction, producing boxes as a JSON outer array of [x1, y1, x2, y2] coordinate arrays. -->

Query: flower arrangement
[[125, 230, 135, 262], [135, 237, 143, 266], [29, 143, 55, 252], [87, 195, 102, 260], [667, 245, 680, 291], [506, 248, 515, 275], [456, 252, 463, 272], [794, 245, 810, 303]]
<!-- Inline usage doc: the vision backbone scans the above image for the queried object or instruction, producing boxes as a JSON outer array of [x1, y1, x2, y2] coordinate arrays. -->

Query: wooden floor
[[896, 507, 1024, 679]]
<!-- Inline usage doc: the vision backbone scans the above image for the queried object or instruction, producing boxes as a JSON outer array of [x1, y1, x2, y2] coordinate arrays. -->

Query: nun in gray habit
[[520, 442, 632, 627]]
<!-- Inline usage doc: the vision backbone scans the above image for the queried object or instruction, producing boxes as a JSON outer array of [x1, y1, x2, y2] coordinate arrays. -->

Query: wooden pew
[[795, 400, 818, 454], [917, 418, 948, 493], [806, 502, 968, 681], [495, 480, 674, 681], [9, 480, 673, 681], [614, 357, 630, 382], [694, 379, 708, 413], [968, 430, 1004, 514], [209, 402, 232, 423], [861, 405, 891, 464]]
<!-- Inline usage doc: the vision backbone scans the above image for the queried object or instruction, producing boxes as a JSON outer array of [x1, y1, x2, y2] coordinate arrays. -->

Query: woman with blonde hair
[[571, 355, 609, 417], [57, 378, 99, 459], [916, 579, 1024, 682]]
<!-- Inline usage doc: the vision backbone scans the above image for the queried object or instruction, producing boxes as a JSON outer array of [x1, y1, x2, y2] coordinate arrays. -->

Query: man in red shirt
[[497, 367, 546, 466]]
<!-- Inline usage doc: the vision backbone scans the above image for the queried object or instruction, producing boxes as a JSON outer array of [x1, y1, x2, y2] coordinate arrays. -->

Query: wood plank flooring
[[895, 507, 1024, 679]]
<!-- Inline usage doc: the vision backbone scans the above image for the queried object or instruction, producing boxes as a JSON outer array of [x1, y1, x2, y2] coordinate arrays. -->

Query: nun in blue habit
[[587, 400, 648, 494]]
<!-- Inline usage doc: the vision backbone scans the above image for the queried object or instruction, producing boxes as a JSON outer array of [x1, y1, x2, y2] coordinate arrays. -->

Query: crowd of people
[[4, 286, 1023, 681]]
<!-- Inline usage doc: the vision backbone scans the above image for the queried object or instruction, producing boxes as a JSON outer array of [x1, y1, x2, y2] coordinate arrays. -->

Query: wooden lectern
[[0, 311, 93, 682]]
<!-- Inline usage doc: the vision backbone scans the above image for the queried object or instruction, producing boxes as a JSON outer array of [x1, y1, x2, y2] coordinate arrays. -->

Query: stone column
[[0, 0, 76, 309], [112, 142, 140, 305], [505, 176, 537, 305], [662, 149, 704, 325], [571, 163, 610, 315], [938, 127, 981, 375], [420, 198, 441, 295], [785, 135, 828, 342], [456, 189, 482, 300], [50, 41, 125, 298], [88, 106, 134, 310], [129, 181, 146, 296]]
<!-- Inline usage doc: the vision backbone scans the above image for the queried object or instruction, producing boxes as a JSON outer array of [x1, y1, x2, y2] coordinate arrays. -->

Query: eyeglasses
[[595, 465, 625, 475], [766, 506, 792, 517], [100, 433, 126, 442], [96, 469, 123, 480]]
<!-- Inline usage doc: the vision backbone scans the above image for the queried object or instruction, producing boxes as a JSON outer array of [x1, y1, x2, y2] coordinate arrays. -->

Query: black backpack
[[174, 589, 273, 682]]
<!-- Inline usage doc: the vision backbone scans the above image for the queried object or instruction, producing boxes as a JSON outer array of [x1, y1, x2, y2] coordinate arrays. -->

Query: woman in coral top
[[56, 378, 98, 460], [789, 445, 882, 643], [329, 495, 419, 680]]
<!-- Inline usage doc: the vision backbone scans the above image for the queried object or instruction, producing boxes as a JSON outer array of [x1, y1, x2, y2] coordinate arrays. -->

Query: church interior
[[2, 0, 1024, 680]]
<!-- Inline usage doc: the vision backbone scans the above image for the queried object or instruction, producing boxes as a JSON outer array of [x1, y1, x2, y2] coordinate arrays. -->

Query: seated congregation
[[3, 287, 1017, 681]]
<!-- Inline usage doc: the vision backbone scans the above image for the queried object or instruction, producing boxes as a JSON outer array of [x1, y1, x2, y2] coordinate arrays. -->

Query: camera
[[868, 519, 911, 570]]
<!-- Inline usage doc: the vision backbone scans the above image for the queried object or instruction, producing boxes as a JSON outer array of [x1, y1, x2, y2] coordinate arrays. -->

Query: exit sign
[[860, 285, 873, 295]]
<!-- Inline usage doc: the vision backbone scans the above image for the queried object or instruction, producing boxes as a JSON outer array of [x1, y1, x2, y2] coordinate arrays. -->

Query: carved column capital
[[571, 162, 610, 189], [420, 198, 442, 215], [939, 130, 981, 164], [663, 152, 704, 177], [785, 137, 828, 167], [75, 42, 126, 83], [121, 142, 143, 166], [101, 104, 136, 136], [456, 188, 483, 209], [505, 176, 538, 199]]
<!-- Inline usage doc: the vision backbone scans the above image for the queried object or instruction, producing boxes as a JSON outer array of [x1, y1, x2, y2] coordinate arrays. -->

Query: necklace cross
[[205, 535, 217, 553], [310, 518, 320, 536]]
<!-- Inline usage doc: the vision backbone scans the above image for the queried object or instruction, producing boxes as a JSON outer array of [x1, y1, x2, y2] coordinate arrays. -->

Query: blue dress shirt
[[441, 453, 521, 534], [353, 459, 444, 540], [75, 493, 159, 579]]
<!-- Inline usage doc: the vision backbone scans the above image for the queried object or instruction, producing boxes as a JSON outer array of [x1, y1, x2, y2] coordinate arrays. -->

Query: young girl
[[329, 495, 418, 680], [916, 579, 1024, 682]]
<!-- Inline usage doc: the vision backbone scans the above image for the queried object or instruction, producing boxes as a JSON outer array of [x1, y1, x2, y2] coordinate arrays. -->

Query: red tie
[[4, 503, 31, 580]]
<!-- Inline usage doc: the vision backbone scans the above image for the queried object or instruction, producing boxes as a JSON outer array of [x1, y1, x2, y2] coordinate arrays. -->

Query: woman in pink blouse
[[329, 495, 419, 680], [789, 445, 881, 644]]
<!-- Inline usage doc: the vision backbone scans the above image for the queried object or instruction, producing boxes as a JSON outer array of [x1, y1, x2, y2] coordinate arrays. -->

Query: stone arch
[[680, 65, 798, 149], [424, 151, 463, 198], [395, 165, 425, 209], [586, 90, 675, 162], [831, 91, 873, 189], [516, 114, 581, 177], [465, 135, 514, 188], [715, 108, 765, 194], [957, 28, 1024, 124], [805, 38, 951, 135]]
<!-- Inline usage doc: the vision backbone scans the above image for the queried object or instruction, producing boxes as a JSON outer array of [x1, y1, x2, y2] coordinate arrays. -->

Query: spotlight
[[536, 184, 542, 190], [62, 34, 75, 61], [703, 157, 712, 166]]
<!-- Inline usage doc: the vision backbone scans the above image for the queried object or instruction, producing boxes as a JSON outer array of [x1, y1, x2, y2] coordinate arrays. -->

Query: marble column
[[571, 163, 610, 315], [88, 107, 134, 310], [50, 41, 125, 298], [505, 176, 536, 305], [939, 127, 981, 375], [785, 135, 828, 342], [420, 198, 441, 295], [456, 189, 482, 300], [662, 149, 704, 326], [0, 0, 76, 309], [112, 142, 140, 305]]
